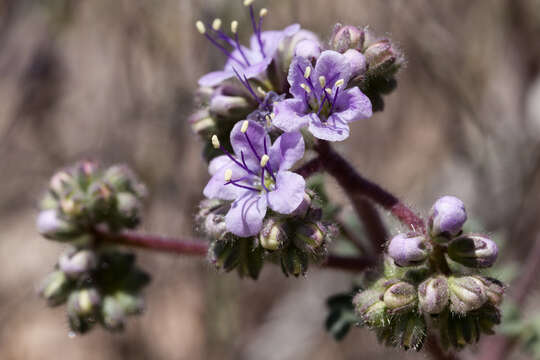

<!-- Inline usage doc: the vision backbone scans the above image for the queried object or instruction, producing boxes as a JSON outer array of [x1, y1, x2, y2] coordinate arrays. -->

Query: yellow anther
[[241, 120, 249, 133], [319, 76, 326, 88], [260, 154, 270, 167], [224, 169, 233, 182], [212, 18, 222, 31], [195, 21, 206, 34], [243, 0, 254, 6], [304, 66, 312, 79], [211, 135, 220, 149], [259, 8, 268, 17], [300, 83, 311, 94], [257, 86, 267, 96], [270, 112, 275, 119], [231, 20, 239, 34], [335, 78, 345, 87], [325, 88, 332, 96]]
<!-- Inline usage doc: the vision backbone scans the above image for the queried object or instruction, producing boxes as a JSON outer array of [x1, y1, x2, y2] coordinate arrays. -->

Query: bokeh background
[[1, 0, 540, 359]]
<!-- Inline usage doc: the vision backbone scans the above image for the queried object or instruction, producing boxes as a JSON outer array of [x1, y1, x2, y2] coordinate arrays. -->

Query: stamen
[[257, 86, 267, 96], [300, 83, 311, 94], [195, 21, 206, 34], [224, 169, 233, 182], [259, 8, 268, 17], [325, 88, 332, 96], [304, 66, 312, 79], [226, 179, 259, 192], [241, 120, 249, 133], [212, 18, 222, 31], [231, 20, 239, 34], [319, 76, 326, 88], [335, 78, 345, 88], [232, 68, 260, 104], [211, 135, 220, 149], [329, 86, 340, 115], [260, 154, 269, 167]]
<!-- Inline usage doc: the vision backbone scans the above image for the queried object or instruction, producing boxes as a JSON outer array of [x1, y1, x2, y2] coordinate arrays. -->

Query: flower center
[[298, 66, 345, 123]]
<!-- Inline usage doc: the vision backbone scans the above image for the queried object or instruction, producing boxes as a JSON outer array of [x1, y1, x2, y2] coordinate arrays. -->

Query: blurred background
[[1, 0, 540, 359]]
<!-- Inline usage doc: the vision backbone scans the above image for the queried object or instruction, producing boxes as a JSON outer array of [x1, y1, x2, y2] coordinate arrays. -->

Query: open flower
[[196, 3, 299, 87], [203, 120, 306, 237], [272, 50, 372, 141]]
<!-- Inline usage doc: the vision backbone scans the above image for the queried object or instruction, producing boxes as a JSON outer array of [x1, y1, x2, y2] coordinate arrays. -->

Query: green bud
[[295, 222, 325, 249], [36, 209, 81, 241], [418, 276, 449, 315], [116, 192, 142, 227], [447, 235, 498, 268], [59, 249, 97, 278], [101, 295, 126, 331], [473, 276, 504, 306], [114, 291, 144, 315], [383, 281, 417, 313], [103, 164, 146, 196], [398, 315, 427, 351], [354, 288, 388, 328], [189, 109, 216, 137], [259, 219, 286, 251], [448, 276, 488, 314], [280, 246, 308, 277], [49, 170, 73, 196], [38, 270, 71, 306], [208, 239, 239, 272], [68, 288, 101, 317]]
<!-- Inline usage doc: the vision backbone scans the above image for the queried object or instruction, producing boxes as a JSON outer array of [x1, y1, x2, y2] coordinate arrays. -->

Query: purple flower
[[272, 50, 372, 141], [196, 5, 300, 87], [429, 196, 467, 239], [387, 233, 431, 267], [203, 120, 306, 237]]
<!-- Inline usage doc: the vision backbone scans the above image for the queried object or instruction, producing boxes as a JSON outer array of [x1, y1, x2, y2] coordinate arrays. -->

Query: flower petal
[[308, 115, 350, 142], [203, 158, 250, 201], [287, 56, 313, 99], [272, 98, 310, 132], [230, 120, 270, 172], [198, 70, 234, 87], [313, 50, 351, 95], [226, 192, 267, 237], [269, 131, 305, 171], [267, 171, 306, 214], [333, 87, 372, 123], [251, 24, 301, 58]]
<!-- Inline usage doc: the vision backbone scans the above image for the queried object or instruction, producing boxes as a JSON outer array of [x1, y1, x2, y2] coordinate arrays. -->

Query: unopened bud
[[364, 38, 404, 76], [353, 288, 387, 327], [101, 295, 126, 331], [39, 270, 71, 306], [210, 95, 251, 118], [36, 209, 81, 241], [114, 291, 145, 315], [428, 196, 467, 241], [448, 276, 488, 314], [295, 222, 325, 249], [280, 246, 308, 277], [343, 49, 367, 78], [49, 171, 72, 195], [189, 109, 216, 136], [447, 235, 498, 268], [473, 276, 504, 306], [418, 276, 449, 314], [294, 39, 322, 61], [399, 315, 427, 351], [330, 24, 365, 53], [383, 281, 417, 313], [387, 233, 431, 267], [68, 288, 101, 317], [59, 249, 98, 278], [259, 219, 286, 251]]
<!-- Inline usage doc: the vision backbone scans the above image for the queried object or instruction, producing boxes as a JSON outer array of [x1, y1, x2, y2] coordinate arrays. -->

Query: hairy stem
[[315, 141, 425, 237], [96, 229, 374, 272], [477, 236, 540, 360]]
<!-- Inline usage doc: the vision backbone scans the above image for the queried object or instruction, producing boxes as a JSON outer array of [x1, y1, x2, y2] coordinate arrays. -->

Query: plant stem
[[96, 229, 374, 272], [314, 141, 425, 236], [477, 236, 540, 360], [425, 335, 460, 360]]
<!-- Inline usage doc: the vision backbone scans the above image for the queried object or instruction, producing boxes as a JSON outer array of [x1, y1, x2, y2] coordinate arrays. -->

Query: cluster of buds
[[200, 190, 334, 279], [330, 24, 404, 111], [353, 196, 504, 351], [37, 161, 150, 334]]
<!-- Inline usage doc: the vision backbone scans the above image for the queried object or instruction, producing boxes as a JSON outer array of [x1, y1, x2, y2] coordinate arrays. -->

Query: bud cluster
[[200, 191, 333, 279], [353, 196, 504, 351], [37, 161, 150, 334]]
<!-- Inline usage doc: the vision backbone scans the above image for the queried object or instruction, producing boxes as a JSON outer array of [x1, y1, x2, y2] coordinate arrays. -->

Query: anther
[[319, 76, 326, 88], [300, 83, 311, 94], [304, 66, 312, 79], [231, 20, 239, 34], [195, 21, 206, 34], [241, 120, 249, 133], [260, 154, 270, 167], [257, 86, 267, 96], [212, 18, 222, 31], [211, 135, 220, 149], [335, 79, 345, 87], [243, 0, 254, 6], [259, 8, 268, 17], [325, 88, 332, 96], [224, 169, 233, 182]]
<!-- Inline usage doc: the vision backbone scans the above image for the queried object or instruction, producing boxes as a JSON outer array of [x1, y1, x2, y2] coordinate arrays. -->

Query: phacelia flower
[[203, 120, 306, 237], [272, 50, 372, 141], [196, 2, 300, 87]]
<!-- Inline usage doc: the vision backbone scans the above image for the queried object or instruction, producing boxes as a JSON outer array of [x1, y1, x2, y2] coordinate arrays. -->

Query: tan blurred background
[[1, 0, 540, 359]]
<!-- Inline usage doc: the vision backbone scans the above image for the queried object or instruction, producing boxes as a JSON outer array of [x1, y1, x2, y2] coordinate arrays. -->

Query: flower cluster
[[37, 161, 150, 334], [192, 0, 404, 277], [353, 196, 504, 351]]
